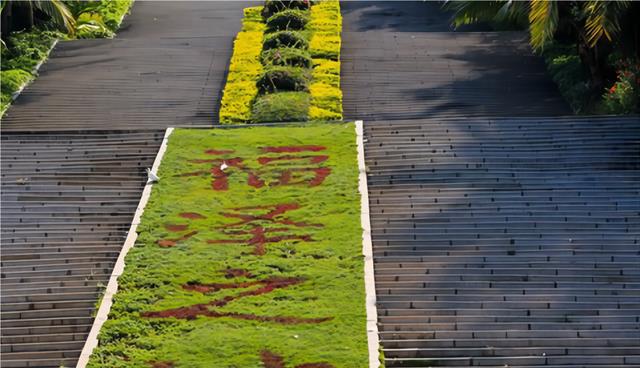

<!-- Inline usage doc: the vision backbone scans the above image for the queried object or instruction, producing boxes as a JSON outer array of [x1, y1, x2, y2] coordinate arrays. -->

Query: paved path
[[0, 2, 248, 367], [342, 2, 640, 367]]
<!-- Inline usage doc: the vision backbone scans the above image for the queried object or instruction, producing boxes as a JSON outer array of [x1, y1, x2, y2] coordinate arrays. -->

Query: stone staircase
[[1, 130, 164, 367], [364, 116, 640, 367]]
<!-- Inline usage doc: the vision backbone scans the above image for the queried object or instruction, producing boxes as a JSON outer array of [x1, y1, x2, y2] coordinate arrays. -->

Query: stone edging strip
[[355, 120, 381, 368], [76, 127, 174, 368]]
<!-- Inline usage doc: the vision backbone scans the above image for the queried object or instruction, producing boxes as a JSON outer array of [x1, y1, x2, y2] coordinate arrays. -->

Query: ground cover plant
[[218, 6, 265, 124], [0, 0, 133, 115], [87, 123, 369, 367], [219, 0, 342, 124]]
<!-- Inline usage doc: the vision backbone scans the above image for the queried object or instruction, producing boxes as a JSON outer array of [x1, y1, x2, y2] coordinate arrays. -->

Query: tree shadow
[[342, 32, 571, 121], [368, 116, 640, 342], [341, 0, 492, 33]]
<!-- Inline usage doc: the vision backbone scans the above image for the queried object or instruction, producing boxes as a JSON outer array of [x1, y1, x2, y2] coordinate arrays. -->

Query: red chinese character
[[142, 269, 332, 325], [257, 146, 331, 187], [157, 204, 321, 256], [208, 203, 322, 255], [261, 350, 335, 368], [175, 146, 331, 191], [157, 211, 208, 247], [177, 148, 251, 190]]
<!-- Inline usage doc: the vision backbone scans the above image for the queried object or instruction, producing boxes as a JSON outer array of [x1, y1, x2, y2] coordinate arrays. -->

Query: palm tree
[[446, 0, 639, 91], [1, 0, 75, 36]]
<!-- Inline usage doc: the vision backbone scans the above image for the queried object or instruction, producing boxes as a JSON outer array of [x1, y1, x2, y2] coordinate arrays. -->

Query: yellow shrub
[[310, 33, 341, 59], [308, 0, 342, 121], [309, 82, 342, 120], [308, 0, 342, 32], [219, 7, 265, 124]]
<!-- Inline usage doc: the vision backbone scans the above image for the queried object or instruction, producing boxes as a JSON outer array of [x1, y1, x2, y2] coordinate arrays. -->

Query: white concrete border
[[355, 120, 381, 368], [76, 127, 174, 368]]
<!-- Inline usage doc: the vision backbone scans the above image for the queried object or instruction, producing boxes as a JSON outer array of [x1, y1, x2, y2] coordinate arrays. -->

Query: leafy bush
[[1, 30, 59, 71], [0, 30, 58, 114], [261, 47, 312, 68], [263, 30, 309, 50], [251, 91, 310, 122], [266, 9, 309, 32], [262, 0, 311, 19], [542, 43, 591, 113], [1, 69, 34, 112], [257, 66, 310, 93], [602, 60, 640, 114], [219, 7, 265, 124], [67, 0, 133, 38]]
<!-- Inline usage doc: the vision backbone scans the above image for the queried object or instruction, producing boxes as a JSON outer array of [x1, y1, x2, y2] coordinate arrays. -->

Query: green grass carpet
[[88, 123, 368, 368]]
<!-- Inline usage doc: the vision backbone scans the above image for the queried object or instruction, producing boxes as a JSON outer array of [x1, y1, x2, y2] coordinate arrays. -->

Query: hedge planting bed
[[219, 0, 342, 124], [87, 123, 369, 367]]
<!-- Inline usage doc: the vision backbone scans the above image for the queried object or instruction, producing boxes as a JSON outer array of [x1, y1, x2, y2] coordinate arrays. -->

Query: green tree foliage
[[1, 0, 75, 34]]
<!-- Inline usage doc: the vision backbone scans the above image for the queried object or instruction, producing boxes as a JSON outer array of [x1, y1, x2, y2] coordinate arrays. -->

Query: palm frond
[[529, 0, 559, 50], [494, 1, 529, 24], [584, 0, 629, 47], [444, 1, 513, 28], [32, 0, 76, 33]]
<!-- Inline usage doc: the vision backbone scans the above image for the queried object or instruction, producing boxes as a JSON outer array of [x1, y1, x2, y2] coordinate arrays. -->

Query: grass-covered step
[[261, 0, 311, 19], [87, 123, 369, 367], [252, 92, 310, 122], [261, 47, 313, 68], [263, 30, 310, 50], [265, 9, 310, 32], [257, 66, 311, 93]]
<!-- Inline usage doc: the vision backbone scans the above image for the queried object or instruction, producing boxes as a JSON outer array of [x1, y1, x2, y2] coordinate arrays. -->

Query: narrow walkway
[[2, 1, 247, 131], [341, 2, 640, 367], [0, 2, 249, 367]]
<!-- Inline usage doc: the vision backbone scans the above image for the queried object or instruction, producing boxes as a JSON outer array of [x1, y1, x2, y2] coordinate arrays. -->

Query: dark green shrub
[[251, 92, 310, 122], [263, 31, 309, 50], [542, 43, 591, 113], [261, 47, 312, 68], [262, 0, 311, 19], [257, 66, 310, 93], [266, 9, 309, 32]]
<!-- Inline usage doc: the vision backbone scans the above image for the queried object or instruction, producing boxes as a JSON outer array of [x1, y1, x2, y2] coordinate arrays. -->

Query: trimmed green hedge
[[266, 9, 309, 32], [263, 30, 309, 50], [261, 47, 313, 68], [257, 66, 311, 93], [262, 0, 311, 19], [252, 91, 310, 122]]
